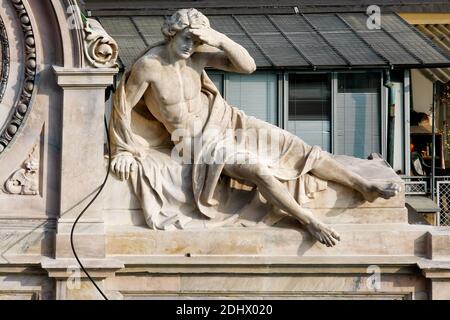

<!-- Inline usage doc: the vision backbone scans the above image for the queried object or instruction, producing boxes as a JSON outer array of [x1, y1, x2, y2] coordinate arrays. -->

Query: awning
[[414, 24, 450, 83], [97, 12, 450, 70]]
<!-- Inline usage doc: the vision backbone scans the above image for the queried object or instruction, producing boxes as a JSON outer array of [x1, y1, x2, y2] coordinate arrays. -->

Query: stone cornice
[[52, 66, 118, 88]]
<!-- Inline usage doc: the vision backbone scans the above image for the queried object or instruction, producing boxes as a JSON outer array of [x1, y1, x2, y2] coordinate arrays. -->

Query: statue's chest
[[155, 67, 201, 105]]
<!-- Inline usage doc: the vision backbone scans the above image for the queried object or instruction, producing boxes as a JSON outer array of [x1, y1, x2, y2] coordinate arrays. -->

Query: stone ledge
[[105, 224, 439, 257], [52, 66, 118, 88], [41, 258, 124, 279], [109, 254, 425, 266], [108, 254, 426, 275], [418, 260, 450, 279]]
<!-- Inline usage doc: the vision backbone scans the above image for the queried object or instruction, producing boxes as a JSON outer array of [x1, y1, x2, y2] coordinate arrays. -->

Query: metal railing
[[402, 176, 428, 195], [435, 176, 450, 227], [402, 175, 450, 226]]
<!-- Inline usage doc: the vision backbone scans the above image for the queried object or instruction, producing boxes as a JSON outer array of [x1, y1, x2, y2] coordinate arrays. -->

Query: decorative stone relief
[[84, 18, 118, 68], [3, 143, 39, 195], [0, 0, 37, 154], [0, 15, 10, 104]]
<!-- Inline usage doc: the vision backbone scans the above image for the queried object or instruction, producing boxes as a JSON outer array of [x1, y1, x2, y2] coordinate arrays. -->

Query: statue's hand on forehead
[[189, 27, 225, 49], [188, 22, 204, 30]]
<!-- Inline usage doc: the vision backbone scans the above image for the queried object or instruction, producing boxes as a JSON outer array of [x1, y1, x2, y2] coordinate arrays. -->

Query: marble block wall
[[98, 149, 450, 300], [0, 0, 450, 300]]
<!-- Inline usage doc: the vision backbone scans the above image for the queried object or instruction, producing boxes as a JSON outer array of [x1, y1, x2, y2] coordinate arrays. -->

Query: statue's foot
[[362, 182, 401, 202], [305, 220, 341, 247]]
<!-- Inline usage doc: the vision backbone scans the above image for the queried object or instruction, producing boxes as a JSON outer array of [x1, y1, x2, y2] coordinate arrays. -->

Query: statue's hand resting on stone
[[111, 154, 137, 181]]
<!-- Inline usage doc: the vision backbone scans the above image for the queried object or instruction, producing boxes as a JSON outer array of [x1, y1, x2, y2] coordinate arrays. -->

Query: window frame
[[284, 71, 334, 152], [207, 69, 281, 126], [284, 70, 386, 157], [332, 69, 384, 158], [208, 68, 389, 160]]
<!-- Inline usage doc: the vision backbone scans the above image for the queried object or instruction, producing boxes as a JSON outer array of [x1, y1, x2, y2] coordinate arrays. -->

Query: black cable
[[70, 116, 112, 300]]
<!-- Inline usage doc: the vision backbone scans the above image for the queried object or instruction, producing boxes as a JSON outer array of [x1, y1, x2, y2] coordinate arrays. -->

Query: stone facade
[[0, 0, 450, 300]]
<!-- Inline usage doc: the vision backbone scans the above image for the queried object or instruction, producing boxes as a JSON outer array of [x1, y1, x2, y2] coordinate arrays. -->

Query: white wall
[[411, 69, 433, 115]]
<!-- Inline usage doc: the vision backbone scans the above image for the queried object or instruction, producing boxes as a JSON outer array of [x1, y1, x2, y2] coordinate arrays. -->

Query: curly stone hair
[[161, 8, 210, 40]]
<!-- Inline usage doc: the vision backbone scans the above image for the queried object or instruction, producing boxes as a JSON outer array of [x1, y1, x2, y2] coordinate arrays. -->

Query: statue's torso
[[142, 51, 209, 135]]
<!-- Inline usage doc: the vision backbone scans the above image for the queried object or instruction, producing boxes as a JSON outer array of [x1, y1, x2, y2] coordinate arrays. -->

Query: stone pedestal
[[52, 67, 117, 260], [2, 0, 450, 300], [97, 156, 450, 300], [42, 67, 118, 299]]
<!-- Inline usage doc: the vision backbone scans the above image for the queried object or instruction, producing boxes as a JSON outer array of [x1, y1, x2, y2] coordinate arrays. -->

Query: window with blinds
[[207, 72, 278, 125], [287, 73, 332, 152], [334, 72, 381, 159], [225, 73, 278, 125]]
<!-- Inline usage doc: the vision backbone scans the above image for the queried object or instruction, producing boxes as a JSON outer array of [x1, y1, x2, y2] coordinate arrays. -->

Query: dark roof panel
[[339, 13, 419, 65], [209, 16, 272, 66], [353, 31, 418, 65], [98, 16, 138, 35], [303, 14, 385, 66], [251, 34, 309, 67], [304, 14, 349, 32], [235, 15, 279, 34], [209, 15, 272, 67], [209, 15, 243, 34], [390, 30, 450, 64], [112, 36, 147, 67], [226, 34, 272, 67], [267, 14, 312, 33], [285, 32, 346, 66], [381, 14, 450, 64], [132, 16, 164, 35], [98, 13, 450, 69], [233, 15, 308, 67], [269, 15, 346, 66], [320, 31, 386, 65], [413, 24, 450, 83], [98, 17, 148, 67]]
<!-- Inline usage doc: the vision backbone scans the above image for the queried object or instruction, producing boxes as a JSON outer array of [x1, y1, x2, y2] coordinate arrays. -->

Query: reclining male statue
[[109, 8, 400, 247]]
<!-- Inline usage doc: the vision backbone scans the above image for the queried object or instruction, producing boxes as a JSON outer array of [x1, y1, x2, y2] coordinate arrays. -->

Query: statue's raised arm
[[191, 27, 256, 74]]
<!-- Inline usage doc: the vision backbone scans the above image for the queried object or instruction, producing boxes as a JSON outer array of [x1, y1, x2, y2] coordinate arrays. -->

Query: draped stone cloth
[[110, 61, 329, 230]]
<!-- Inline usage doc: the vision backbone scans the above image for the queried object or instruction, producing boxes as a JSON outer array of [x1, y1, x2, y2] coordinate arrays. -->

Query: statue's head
[[162, 8, 210, 59]]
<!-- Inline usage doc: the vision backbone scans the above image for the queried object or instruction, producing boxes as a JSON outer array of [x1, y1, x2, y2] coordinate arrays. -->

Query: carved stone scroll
[[84, 18, 118, 68]]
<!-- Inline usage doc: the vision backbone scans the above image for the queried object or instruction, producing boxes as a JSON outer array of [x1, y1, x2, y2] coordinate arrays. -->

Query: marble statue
[[109, 8, 400, 247]]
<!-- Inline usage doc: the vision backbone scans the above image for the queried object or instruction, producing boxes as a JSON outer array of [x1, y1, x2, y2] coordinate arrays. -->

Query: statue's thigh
[[223, 162, 270, 181]]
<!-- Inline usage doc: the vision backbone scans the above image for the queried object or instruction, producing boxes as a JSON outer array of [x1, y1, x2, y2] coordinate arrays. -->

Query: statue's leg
[[223, 162, 340, 247], [310, 155, 400, 202]]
